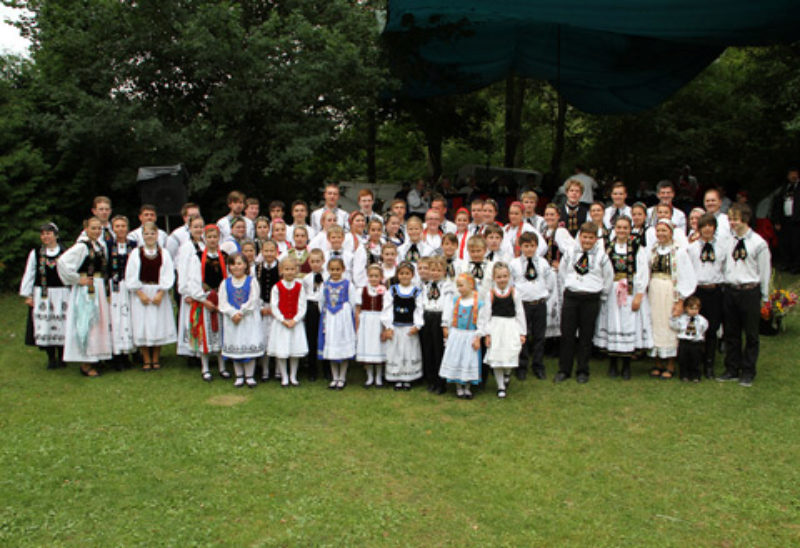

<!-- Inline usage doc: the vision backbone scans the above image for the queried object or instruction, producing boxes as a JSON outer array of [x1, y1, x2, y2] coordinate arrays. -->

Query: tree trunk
[[504, 74, 525, 168], [550, 92, 567, 182], [426, 132, 443, 183], [366, 108, 377, 184]]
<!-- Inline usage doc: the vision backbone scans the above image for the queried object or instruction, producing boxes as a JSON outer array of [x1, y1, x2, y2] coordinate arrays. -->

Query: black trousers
[[694, 286, 723, 369], [304, 301, 323, 378], [678, 340, 705, 380], [518, 300, 547, 374], [420, 311, 445, 388], [722, 286, 761, 379], [559, 290, 601, 376]]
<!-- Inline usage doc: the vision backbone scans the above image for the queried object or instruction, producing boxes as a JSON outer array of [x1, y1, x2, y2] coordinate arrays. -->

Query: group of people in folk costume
[[21, 177, 770, 396]]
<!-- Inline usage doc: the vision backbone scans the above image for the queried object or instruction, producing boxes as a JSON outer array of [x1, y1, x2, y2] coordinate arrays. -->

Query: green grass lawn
[[1, 285, 799, 547]]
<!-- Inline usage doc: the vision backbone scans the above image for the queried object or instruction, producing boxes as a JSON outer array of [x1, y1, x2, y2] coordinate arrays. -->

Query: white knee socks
[[364, 364, 374, 385], [289, 358, 299, 384], [278, 358, 289, 385]]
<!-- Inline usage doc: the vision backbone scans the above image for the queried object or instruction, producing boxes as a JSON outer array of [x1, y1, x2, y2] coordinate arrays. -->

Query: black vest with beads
[[78, 242, 106, 275], [391, 285, 419, 325], [33, 246, 65, 288]]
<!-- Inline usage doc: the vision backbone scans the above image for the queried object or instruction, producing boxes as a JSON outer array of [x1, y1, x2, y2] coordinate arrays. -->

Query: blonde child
[[381, 262, 424, 390], [318, 257, 358, 389], [281, 225, 311, 277], [455, 235, 493, 297], [323, 225, 354, 280], [483, 262, 526, 398], [124, 222, 177, 370], [268, 257, 308, 386], [302, 249, 326, 381], [439, 273, 487, 399], [356, 264, 387, 387], [218, 252, 264, 387], [256, 240, 280, 381], [398, 216, 434, 264]]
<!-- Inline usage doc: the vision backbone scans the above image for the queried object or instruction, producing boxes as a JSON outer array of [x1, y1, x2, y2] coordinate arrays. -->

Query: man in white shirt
[[310, 183, 350, 233], [554, 222, 614, 384], [687, 213, 730, 379], [430, 194, 457, 233], [718, 204, 771, 387], [129, 204, 168, 247], [647, 180, 686, 230], [216, 191, 254, 242], [166, 202, 200, 260], [406, 178, 430, 217], [603, 182, 632, 229], [703, 187, 730, 236], [357, 188, 383, 227], [559, 165, 598, 206]]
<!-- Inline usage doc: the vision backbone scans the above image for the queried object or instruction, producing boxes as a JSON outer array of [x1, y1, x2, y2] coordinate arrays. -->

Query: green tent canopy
[[383, 1, 800, 113]]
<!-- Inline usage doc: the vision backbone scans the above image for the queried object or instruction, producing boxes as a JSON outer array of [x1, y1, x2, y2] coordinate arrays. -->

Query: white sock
[[289, 358, 299, 383], [278, 358, 288, 384], [259, 356, 269, 379], [456, 384, 465, 396], [464, 384, 472, 397], [332, 362, 341, 382], [365, 364, 374, 384], [200, 355, 210, 374], [339, 361, 348, 383], [495, 369, 506, 390], [217, 355, 226, 374], [375, 364, 384, 385], [233, 362, 244, 378], [244, 360, 255, 379]]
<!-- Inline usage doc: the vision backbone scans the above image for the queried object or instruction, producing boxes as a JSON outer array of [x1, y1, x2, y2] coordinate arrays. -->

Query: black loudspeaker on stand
[[137, 164, 189, 232]]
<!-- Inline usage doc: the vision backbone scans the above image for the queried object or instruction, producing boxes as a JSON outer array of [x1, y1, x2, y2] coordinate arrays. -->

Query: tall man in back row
[[311, 183, 350, 233]]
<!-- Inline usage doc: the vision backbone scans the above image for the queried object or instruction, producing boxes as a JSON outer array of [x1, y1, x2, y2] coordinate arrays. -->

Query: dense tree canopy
[[0, 1, 799, 287]]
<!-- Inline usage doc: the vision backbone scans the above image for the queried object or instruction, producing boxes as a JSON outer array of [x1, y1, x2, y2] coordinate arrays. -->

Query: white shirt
[[406, 189, 429, 215], [398, 239, 435, 263], [560, 172, 598, 203], [670, 313, 709, 342], [287, 223, 317, 245], [724, 229, 771, 300], [646, 206, 687, 231], [166, 225, 191, 261], [310, 207, 349, 233], [216, 215, 255, 241], [302, 270, 325, 304], [559, 244, 614, 297], [687, 236, 730, 285], [421, 279, 455, 313], [502, 222, 547, 259], [713, 211, 730, 236], [129, 226, 168, 248], [510, 254, 554, 302], [603, 205, 632, 229]]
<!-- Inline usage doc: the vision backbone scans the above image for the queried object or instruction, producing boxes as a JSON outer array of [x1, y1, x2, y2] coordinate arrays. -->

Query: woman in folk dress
[[593, 216, 652, 380], [542, 203, 575, 340], [647, 219, 697, 380], [57, 217, 113, 377], [125, 222, 177, 370], [19, 222, 69, 369]]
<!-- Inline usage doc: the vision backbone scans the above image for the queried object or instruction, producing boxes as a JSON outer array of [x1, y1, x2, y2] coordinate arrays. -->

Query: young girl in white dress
[[381, 262, 424, 391], [179, 224, 230, 381], [356, 264, 387, 387], [124, 222, 177, 370], [483, 263, 526, 399], [318, 257, 358, 390], [593, 216, 652, 380], [256, 240, 280, 381], [353, 219, 384, 288], [268, 256, 308, 387], [439, 273, 487, 399], [218, 252, 265, 387], [106, 215, 136, 367], [57, 217, 113, 377], [19, 222, 68, 369]]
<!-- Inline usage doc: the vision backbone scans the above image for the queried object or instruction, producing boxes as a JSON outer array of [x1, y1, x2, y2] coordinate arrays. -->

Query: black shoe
[[716, 371, 739, 382], [621, 365, 631, 380], [738, 376, 754, 387], [533, 368, 546, 380], [576, 372, 589, 384], [608, 364, 618, 378], [515, 368, 527, 380], [553, 372, 570, 383], [435, 384, 447, 395]]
